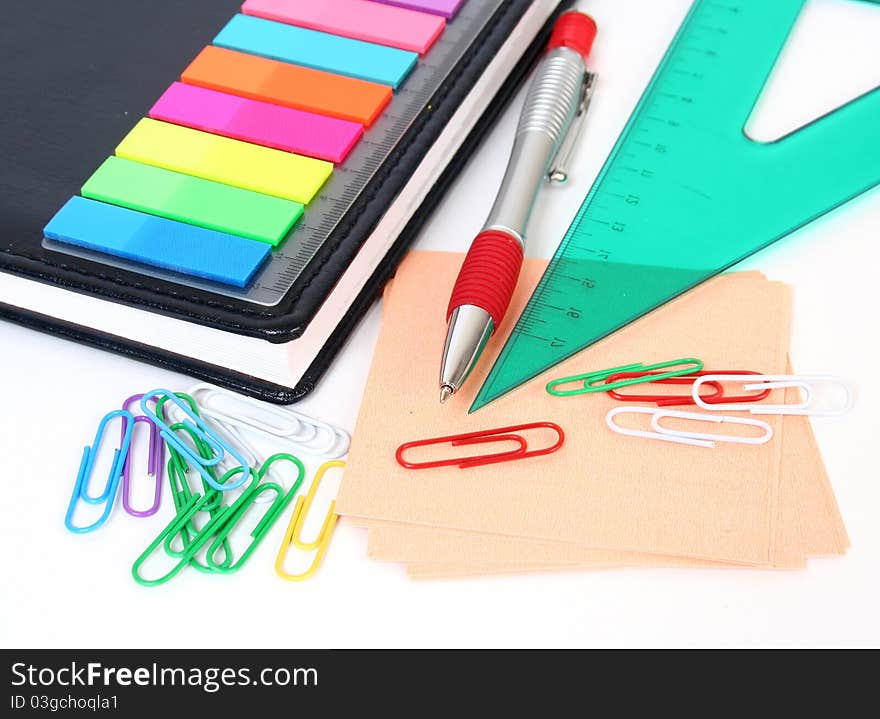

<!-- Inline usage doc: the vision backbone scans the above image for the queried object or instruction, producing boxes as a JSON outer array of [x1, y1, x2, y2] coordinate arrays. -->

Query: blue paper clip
[[65, 409, 135, 533], [140, 389, 250, 492]]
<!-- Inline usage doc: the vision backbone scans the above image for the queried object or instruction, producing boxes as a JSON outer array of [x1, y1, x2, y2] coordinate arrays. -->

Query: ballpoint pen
[[439, 11, 598, 404]]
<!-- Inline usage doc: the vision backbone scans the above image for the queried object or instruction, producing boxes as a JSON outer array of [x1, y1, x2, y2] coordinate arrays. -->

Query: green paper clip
[[131, 492, 232, 587], [204, 454, 306, 575], [546, 358, 704, 397], [163, 452, 233, 574], [132, 454, 306, 586]]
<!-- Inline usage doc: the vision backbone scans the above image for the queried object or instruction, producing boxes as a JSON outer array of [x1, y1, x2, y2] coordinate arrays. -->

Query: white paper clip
[[204, 418, 286, 502], [188, 384, 350, 459], [153, 391, 296, 500], [606, 406, 773, 448], [691, 375, 853, 417]]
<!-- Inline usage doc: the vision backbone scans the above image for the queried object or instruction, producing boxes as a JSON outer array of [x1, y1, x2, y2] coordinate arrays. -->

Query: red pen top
[[548, 11, 597, 59]]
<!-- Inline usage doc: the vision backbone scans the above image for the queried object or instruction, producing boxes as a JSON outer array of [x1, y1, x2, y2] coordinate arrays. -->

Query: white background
[[2, 0, 879, 648]]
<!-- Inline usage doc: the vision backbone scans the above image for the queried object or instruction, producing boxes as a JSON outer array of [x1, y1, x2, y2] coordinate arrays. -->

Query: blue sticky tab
[[44, 197, 271, 288], [214, 14, 417, 89]]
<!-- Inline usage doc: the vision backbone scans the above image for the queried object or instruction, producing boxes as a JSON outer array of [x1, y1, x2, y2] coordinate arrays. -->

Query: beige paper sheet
[[400, 431, 846, 579], [369, 384, 848, 575], [338, 251, 804, 565]]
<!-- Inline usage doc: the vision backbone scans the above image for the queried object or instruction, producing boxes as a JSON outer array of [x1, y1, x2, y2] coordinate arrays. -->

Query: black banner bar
[[1, 649, 853, 715]]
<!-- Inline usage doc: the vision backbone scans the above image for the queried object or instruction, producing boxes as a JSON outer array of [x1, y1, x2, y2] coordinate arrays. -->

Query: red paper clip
[[605, 370, 771, 407], [396, 422, 565, 470]]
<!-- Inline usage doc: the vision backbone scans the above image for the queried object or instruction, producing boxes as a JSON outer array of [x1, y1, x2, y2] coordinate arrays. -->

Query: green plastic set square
[[472, 0, 880, 411]]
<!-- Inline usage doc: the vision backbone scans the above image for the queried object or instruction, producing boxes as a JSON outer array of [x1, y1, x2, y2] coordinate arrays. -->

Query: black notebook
[[0, 0, 569, 402]]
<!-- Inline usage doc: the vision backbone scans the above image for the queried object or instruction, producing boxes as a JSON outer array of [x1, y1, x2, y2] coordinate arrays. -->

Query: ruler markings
[[473, 0, 880, 410]]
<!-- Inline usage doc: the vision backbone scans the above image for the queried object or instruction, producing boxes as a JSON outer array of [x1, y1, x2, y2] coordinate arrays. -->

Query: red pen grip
[[447, 230, 524, 332]]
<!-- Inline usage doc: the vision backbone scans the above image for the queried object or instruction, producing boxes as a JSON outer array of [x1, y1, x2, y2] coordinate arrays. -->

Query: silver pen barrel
[[439, 9, 598, 404], [483, 47, 587, 243]]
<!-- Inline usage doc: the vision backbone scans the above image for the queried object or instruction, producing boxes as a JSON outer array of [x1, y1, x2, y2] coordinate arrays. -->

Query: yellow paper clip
[[275, 460, 344, 581]]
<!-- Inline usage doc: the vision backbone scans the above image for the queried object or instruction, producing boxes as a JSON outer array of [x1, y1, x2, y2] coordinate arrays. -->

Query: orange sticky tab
[[181, 46, 391, 126]]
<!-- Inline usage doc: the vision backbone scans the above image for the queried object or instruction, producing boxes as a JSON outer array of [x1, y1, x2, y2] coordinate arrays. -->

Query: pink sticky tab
[[372, 0, 464, 18], [242, 0, 446, 55], [149, 82, 363, 164]]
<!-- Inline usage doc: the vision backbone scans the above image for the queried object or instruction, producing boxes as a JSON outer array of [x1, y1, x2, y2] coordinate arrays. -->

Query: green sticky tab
[[81, 156, 303, 246]]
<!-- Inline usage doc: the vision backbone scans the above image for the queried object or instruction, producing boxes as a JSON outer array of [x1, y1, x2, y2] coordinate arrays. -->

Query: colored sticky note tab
[[242, 0, 445, 55], [81, 156, 302, 246], [151, 82, 362, 164], [372, 0, 464, 18], [44, 197, 271, 287], [182, 46, 391, 127], [215, 14, 417, 89], [115, 118, 332, 204]]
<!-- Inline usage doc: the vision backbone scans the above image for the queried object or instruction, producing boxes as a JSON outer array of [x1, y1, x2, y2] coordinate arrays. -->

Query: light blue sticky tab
[[214, 14, 417, 89], [44, 197, 271, 288]]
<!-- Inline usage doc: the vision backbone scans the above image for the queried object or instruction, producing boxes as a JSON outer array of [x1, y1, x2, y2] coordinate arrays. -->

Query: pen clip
[[547, 72, 597, 186]]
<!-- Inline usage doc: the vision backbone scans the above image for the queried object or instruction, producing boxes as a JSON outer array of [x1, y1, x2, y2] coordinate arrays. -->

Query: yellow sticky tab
[[115, 118, 332, 204]]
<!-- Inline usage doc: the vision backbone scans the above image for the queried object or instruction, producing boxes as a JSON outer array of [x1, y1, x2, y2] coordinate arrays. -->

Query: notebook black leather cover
[[0, 0, 569, 401]]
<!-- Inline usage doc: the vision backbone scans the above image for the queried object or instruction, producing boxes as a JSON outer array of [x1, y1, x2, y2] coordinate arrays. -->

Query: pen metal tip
[[440, 385, 454, 405]]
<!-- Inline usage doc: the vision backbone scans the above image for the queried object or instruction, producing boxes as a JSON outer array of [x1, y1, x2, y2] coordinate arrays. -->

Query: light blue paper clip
[[140, 389, 250, 492], [65, 409, 135, 533]]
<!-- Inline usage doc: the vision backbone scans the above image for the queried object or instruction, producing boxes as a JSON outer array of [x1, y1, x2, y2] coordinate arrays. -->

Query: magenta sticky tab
[[242, 0, 446, 55], [372, 0, 464, 18], [149, 82, 363, 164]]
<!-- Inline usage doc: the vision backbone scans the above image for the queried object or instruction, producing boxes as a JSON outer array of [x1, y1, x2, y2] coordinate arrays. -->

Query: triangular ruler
[[472, 0, 880, 412]]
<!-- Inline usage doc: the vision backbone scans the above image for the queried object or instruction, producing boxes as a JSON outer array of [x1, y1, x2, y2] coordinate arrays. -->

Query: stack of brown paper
[[336, 251, 848, 578]]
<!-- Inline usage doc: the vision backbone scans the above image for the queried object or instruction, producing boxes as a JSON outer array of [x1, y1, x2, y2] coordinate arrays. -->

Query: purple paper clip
[[120, 394, 164, 518]]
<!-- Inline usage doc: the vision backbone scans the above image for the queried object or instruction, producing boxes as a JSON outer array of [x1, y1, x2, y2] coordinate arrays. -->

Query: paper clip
[[276, 460, 344, 582], [198, 417, 291, 504], [153, 395, 226, 508], [606, 406, 773, 448], [396, 422, 565, 469], [132, 492, 229, 587], [65, 409, 134, 533], [140, 389, 250, 492], [162, 453, 229, 574], [691, 375, 854, 416], [546, 358, 703, 397], [605, 370, 770, 407], [188, 383, 350, 458], [162, 431, 233, 574], [204, 454, 306, 574], [153, 392, 224, 491], [133, 432, 279, 587], [165, 421, 226, 509], [153, 391, 200, 428], [120, 394, 164, 518], [174, 384, 314, 504]]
